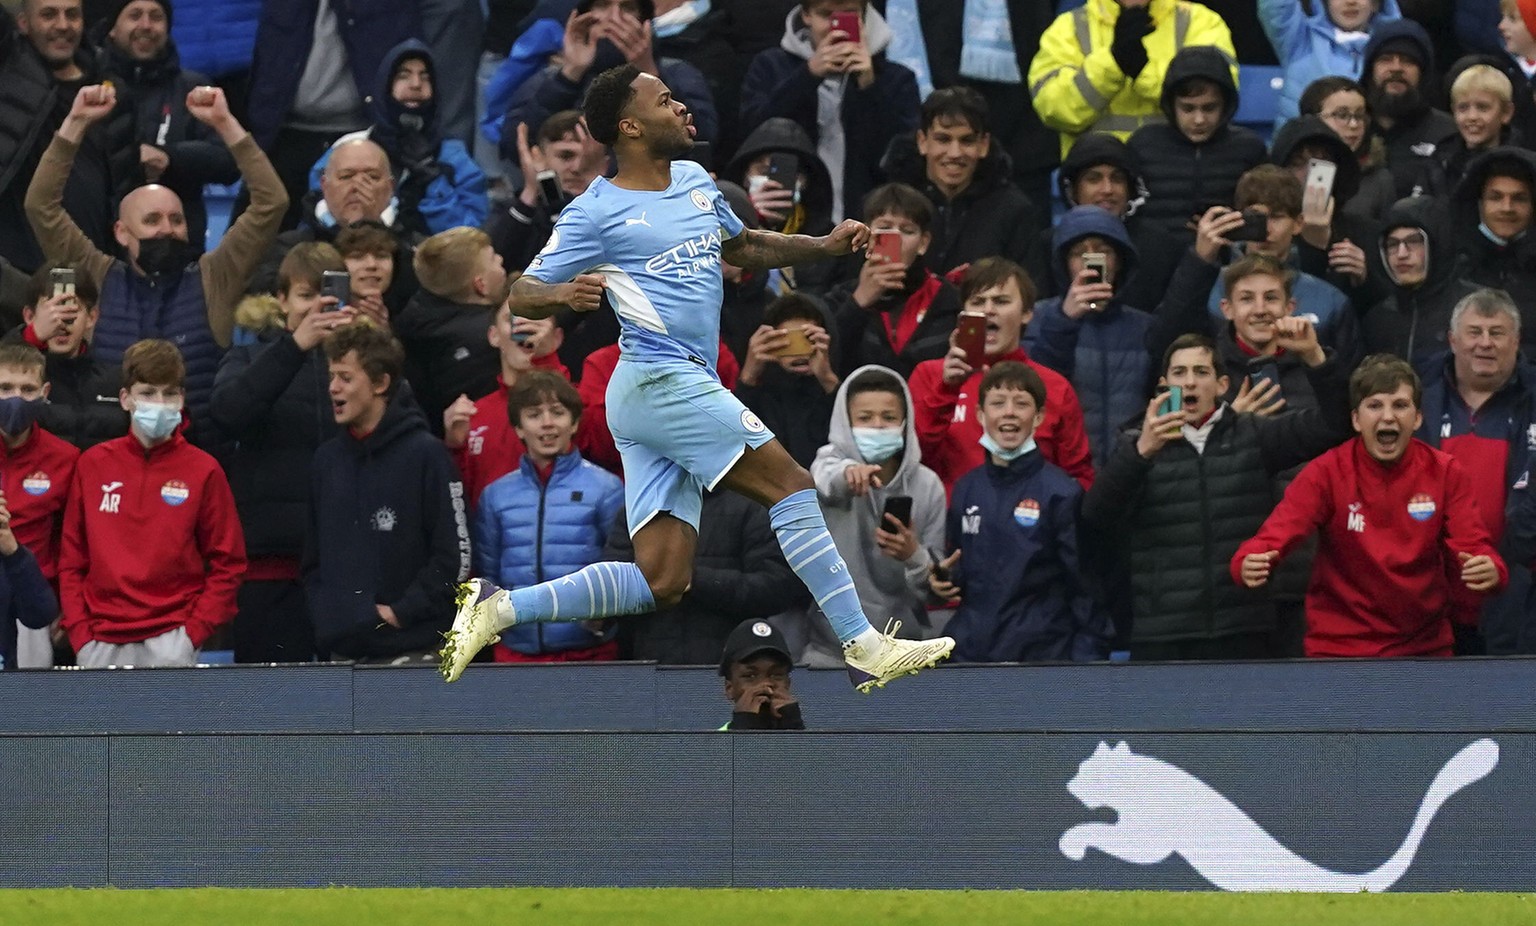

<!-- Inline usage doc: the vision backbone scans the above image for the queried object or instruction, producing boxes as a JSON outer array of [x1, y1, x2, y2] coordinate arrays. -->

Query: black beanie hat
[[102, 0, 173, 32]]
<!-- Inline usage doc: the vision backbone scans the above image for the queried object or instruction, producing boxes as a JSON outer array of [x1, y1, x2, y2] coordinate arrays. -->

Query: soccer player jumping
[[440, 65, 954, 690]]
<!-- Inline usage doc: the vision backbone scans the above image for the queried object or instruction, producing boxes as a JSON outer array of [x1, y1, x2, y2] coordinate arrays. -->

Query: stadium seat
[[1235, 65, 1285, 142]]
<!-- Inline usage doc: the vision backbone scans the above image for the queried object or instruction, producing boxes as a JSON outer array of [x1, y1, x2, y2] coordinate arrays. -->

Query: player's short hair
[[25, 260, 97, 311], [325, 320, 405, 397], [122, 339, 186, 389], [1236, 164, 1303, 218], [1222, 253, 1295, 301], [861, 183, 932, 230], [920, 87, 989, 135], [0, 343, 46, 381], [582, 64, 642, 146], [978, 360, 1046, 410], [507, 370, 582, 427], [1450, 288, 1521, 336], [278, 242, 345, 296], [764, 293, 824, 328], [1350, 354, 1421, 409], [335, 220, 397, 259], [1452, 64, 1514, 105], [1161, 332, 1226, 380], [844, 366, 906, 412], [960, 256, 1036, 307], [414, 227, 492, 300], [1298, 75, 1367, 117], [538, 109, 586, 146]]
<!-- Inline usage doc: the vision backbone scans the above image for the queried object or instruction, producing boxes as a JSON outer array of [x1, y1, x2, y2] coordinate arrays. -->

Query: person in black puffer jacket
[[1453, 146, 1536, 353], [93, 0, 239, 251], [880, 86, 1039, 276], [1363, 194, 1478, 371]]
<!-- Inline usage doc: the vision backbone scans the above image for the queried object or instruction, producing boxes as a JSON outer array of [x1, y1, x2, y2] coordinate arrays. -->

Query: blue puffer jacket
[[169, 0, 263, 79], [1026, 206, 1154, 467], [246, 0, 423, 149], [473, 449, 624, 655], [1259, 0, 1400, 127]]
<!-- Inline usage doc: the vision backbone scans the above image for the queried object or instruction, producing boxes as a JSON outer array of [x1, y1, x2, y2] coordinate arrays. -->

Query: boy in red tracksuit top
[[441, 303, 569, 508], [1234, 355, 1506, 658], [909, 257, 1093, 490], [60, 340, 247, 667]]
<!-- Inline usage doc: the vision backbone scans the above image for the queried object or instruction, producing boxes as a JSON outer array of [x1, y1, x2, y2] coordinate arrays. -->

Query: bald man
[[247, 136, 422, 304], [24, 82, 288, 444]]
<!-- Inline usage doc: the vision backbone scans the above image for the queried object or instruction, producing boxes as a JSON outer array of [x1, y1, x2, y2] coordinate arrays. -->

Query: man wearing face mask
[[0, 343, 81, 668], [59, 338, 246, 668], [25, 82, 287, 446]]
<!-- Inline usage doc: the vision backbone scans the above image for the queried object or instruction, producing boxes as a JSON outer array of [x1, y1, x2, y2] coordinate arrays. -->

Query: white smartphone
[[1303, 158, 1337, 216]]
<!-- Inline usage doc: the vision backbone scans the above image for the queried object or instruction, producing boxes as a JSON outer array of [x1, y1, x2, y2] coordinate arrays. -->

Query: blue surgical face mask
[[980, 431, 1036, 462], [132, 400, 181, 441], [852, 426, 904, 463], [0, 395, 43, 436]]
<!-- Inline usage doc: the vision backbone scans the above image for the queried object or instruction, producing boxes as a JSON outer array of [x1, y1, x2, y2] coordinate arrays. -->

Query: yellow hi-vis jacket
[[1028, 0, 1237, 158]]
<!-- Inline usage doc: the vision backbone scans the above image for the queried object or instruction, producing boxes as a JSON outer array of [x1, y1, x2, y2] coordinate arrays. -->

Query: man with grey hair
[[1415, 287, 1536, 654]]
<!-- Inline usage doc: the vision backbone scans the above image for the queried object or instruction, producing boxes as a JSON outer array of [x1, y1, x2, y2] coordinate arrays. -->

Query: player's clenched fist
[[564, 273, 607, 311]]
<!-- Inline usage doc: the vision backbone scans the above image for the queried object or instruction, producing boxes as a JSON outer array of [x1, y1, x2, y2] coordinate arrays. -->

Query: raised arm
[[507, 273, 606, 320], [24, 85, 118, 289], [720, 220, 870, 272]]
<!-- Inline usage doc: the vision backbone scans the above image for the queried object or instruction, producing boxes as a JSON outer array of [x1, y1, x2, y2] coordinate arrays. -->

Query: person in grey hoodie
[[806, 364, 945, 665]]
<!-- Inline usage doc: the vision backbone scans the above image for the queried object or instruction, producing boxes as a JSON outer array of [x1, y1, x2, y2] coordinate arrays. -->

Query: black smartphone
[[1228, 208, 1270, 243], [320, 270, 350, 310], [536, 170, 564, 209], [766, 152, 799, 190], [881, 495, 913, 528]]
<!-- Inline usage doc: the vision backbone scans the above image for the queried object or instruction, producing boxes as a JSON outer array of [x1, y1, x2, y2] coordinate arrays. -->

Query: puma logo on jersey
[[1059, 738, 1498, 892], [625, 212, 651, 227]]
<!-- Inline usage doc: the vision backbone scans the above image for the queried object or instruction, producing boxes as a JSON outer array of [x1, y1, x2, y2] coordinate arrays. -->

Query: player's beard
[[654, 127, 694, 160]]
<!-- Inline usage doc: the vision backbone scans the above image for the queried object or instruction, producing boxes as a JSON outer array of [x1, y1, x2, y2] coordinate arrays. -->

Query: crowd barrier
[[2, 659, 1531, 890]]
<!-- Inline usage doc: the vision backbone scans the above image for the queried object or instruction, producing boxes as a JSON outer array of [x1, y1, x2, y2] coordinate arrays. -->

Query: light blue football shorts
[[606, 357, 777, 533]]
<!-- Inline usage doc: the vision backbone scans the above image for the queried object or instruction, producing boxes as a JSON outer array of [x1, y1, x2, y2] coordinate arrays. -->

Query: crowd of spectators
[[1, 0, 1535, 672]]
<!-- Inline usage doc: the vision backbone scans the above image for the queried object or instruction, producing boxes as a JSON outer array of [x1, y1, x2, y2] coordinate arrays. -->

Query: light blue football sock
[[505, 560, 656, 624], [769, 488, 874, 643]]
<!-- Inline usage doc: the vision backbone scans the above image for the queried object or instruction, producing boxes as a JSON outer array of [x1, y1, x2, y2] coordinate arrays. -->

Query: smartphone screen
[[881, 495, 913, 528], [955, 311, 987, 369]]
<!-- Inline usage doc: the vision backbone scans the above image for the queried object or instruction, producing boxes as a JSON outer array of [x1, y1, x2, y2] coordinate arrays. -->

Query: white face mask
[[852, 426, 904, 463], [979, 431, 1036, 462], [132, 400, 182, 440]]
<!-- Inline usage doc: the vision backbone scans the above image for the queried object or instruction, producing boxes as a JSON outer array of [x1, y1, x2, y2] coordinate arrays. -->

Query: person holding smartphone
[[823, 183, 960, 379], [808, 365, 946, 664], [933, 362, 1109, 663]]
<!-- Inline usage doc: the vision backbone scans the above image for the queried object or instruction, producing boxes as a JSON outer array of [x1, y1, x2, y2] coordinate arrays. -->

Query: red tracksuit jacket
[[909, 346, 1094, 491], [451, 354, 570, 508], [59, 431, 246, 650], [1231, 438, 1507, 658], [0, 424, 79, 580]]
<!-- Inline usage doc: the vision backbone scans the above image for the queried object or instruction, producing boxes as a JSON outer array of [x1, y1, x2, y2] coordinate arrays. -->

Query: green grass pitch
[[5, 888, 1535, 925]]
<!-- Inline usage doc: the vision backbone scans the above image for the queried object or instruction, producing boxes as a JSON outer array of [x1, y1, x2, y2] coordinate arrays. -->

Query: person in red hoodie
[[441, 302, 570, 508], [60, 339, 247, 667], [0, 343, 79, 667], [908, 256, 1093, 490], [1234, 354, 1507, 658]]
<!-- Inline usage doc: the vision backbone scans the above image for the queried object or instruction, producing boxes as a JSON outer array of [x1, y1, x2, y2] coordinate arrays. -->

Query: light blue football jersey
[[523, 160, 745, 368]]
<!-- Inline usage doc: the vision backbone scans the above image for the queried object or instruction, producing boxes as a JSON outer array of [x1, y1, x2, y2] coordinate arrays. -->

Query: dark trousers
[[1132, 632, 1277, 662], [233, 579, 317, 664]]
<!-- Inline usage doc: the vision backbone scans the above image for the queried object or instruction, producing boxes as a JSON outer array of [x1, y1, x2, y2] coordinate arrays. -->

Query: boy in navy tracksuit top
[[473, 371, 623, 662], [930, 362, 1109, 662]]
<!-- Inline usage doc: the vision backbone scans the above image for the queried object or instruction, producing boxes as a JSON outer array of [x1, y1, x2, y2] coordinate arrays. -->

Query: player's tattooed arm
[[721, 220, 872, 270], [507, 272, 607, 317]]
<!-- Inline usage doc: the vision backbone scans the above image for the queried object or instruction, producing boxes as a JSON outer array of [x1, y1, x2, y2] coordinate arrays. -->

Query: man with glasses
[[1362, 196, 1478, 369]]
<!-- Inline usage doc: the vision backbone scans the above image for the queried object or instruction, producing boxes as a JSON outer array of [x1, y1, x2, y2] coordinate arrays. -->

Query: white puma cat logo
[[625, 212, 651, 227], [1059, 738, 1499, 892]]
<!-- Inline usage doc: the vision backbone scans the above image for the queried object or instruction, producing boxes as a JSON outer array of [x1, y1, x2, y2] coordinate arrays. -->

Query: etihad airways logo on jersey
[[646, 230, 721, 279]]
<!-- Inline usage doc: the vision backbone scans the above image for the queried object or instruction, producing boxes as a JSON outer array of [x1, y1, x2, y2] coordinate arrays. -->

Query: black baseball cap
[[719, 619, 793, 676]]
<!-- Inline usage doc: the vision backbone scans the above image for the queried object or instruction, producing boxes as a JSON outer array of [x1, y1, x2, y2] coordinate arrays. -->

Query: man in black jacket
[[93, 0, 238, 251], [1082, 327, 1352, 660], [1453, 146, 1536, 353], [305, 321, 470, 662], [6, 260, 125, 450], [1029, 133, 1144, 301], [1364, 195, 1479, 369], [1362, 19, 1459, 198], [0, 0, 121, 272], [881, 86, 1039, 276]]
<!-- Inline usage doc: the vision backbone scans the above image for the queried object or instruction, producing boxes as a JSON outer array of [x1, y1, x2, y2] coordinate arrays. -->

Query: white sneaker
[[438, 578, 507, 682], [843, 621, 954, 693]]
